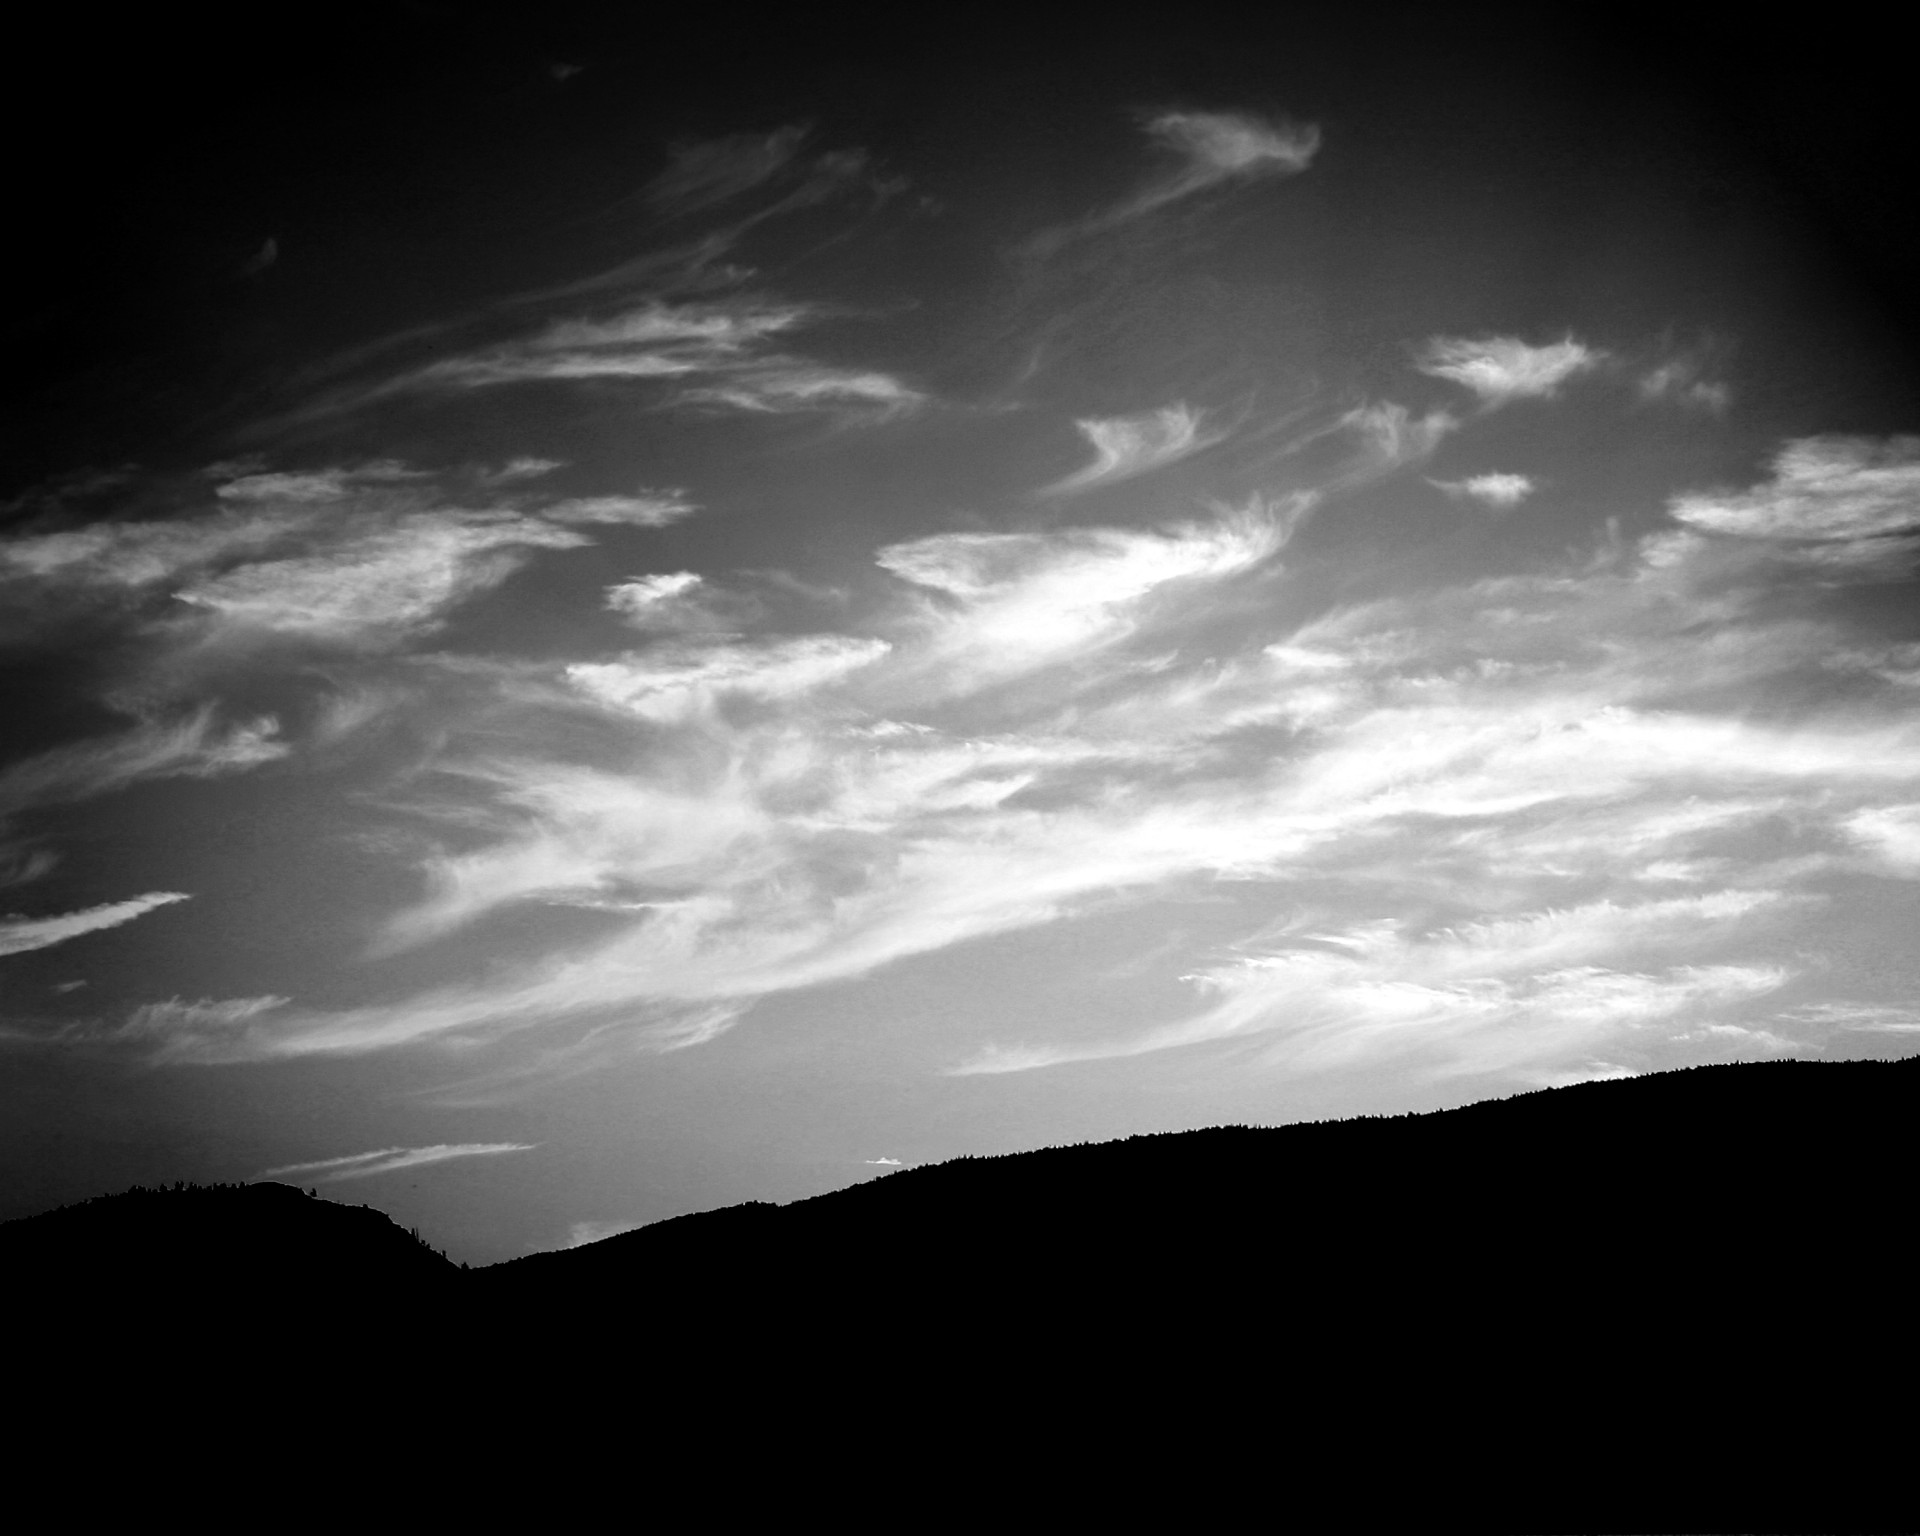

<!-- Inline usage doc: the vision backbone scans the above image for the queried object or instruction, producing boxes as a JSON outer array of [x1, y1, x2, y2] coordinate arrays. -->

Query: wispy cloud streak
[[1043, 404, 1226, 494], [0, 892, 189, 958], [257, 1142, 538, 1184]]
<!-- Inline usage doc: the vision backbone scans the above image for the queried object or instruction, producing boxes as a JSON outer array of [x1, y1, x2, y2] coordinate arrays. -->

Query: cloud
[[1779, 1002, 1920, 1032], [1640, 359, 1730, 413], [678, 363, 925, 417], [540, 492, 697, 527], [215, 462, 428, 503], [1147, 110, 1321, 182], [864, 1156, 903, 1166], [256, 1142, 537, 1185], [1435, 472, 1534, 509], [957, 893, 1793, 1077], [1043, 404, 1226, 494], [603, 572, 740, 632], [0, 892, 189, 958], [1842, 803, 1920, 873], [121, 994, 289, 1040], [1670, 436, 1920, 544], [876, 500, 1291, 696], [171, 512, 588, 644], [408, 301, 810, 392], [0, 460, 656, 647], [567, 635, 891, 721], [89, 442, 1920, 1085], [1026, 108, 1318, 252], [1338, 402, 1456, 479], [0, 709, 287, 814], [645, 126, 809, 216], [1415, 336, 1600, 405]]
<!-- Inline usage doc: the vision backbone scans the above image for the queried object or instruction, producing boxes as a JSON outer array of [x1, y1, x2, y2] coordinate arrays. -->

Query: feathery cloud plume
[[257, 1142, 537, 1184], [1416, 335, 1600, 405], [645, 126, 809, 216], [1670, 436, 1920, 544], [1026, 108, 1317, 253], [1043, 404, 1226, 494], [0, 892, 189, 958], [0, 710, 287, 813]]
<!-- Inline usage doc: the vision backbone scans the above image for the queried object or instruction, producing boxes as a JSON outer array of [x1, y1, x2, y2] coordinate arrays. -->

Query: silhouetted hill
[[8, 1058, 1915, 1528], [2, 1180, 457, 1296]]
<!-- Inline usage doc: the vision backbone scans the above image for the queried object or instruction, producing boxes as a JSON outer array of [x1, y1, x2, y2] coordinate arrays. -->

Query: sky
[[5, 9, 1919, 1262]]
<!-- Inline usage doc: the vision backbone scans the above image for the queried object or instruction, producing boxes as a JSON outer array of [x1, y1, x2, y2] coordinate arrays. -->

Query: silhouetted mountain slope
[[3, 1180, 456, 1298], [483, 1057, 1911, 1325], [7, 1059, 1915, 1529]]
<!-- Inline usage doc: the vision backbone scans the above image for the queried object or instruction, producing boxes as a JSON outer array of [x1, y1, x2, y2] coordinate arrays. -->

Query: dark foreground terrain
[[9, 1057, 1914, 1527]]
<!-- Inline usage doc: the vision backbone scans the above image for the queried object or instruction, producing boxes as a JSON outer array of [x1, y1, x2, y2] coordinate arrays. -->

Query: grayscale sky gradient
[[4, 8, 1918, 1261]]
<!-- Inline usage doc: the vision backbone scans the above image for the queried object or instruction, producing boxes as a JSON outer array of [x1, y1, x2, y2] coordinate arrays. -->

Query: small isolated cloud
[[1640, 359, 1730, 413], [257, 1142, 537, 1185], [483, 457, 566, 485], [1435, 472, 1535, 509], [1416, 336, 1600, 405], [1147, 110, 1321, 182], [1670, 437, 1920, 544], [540, 492, 697, 527], [0, 891, 189, 958], [603, 572, 733, 632], [864, 1156, 903, 1166], [1044, 404, 1225, 494]]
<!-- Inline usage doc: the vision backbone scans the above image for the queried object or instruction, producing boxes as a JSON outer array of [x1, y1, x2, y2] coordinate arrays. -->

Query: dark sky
[[4, 7, 1918, 1261]]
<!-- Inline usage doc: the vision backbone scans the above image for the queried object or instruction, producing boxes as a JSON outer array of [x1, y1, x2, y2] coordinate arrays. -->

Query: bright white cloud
[[877, 500, 1290, 694], [0, 892, 190, 958], [1416, 335, 1600, 404], [1436, 472, 1534, 508], [1670, 436, 1920, 543], [1842, 803, 1920, 873]]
